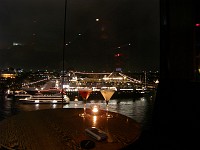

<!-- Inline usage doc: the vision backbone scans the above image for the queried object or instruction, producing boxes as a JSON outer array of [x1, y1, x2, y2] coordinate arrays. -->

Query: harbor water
[[0, 93, 156, 131]]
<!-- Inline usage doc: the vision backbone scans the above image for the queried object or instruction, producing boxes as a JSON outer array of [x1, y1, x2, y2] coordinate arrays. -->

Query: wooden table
[[0, 108, 141, 150]]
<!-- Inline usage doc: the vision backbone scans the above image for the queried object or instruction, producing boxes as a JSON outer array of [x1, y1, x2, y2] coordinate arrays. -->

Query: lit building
[[0, 70, 17, 78]]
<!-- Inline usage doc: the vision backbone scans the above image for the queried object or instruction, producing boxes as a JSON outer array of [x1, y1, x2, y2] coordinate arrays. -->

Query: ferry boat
[[18, 93, 70, 104]]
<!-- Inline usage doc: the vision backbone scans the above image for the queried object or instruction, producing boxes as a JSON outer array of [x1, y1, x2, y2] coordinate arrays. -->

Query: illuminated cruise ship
[[20, 71, 157, 100], [60, 71, 141, 99]]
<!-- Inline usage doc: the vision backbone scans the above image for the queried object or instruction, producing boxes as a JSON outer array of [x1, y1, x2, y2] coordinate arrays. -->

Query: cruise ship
[[19, 71, 157, 100]]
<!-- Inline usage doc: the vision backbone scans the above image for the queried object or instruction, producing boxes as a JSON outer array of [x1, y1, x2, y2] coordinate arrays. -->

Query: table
[[0, 108, 141, 150]]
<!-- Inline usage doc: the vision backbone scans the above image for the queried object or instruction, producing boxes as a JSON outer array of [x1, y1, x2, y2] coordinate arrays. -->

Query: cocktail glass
[[100, 88, 115, 118], [78, 88, 92, 117]]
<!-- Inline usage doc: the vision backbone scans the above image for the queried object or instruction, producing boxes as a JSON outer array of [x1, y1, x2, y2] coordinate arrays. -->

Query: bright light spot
[[74, 96, 78, 102], [115, 53, 123, 57], [196, 23, 200, 27], [74, 103, 78, 108], [96, 18, 99, 21], [63, 84, 69, 88], [35, 100, 39, 103], [52, 104, 56, 109], [63, 104, 69, 108], [155, 79, 159, 84], [119, 88, 134, 91], [92, 116, 97, 126], [52, 100, 57, 103], [35, 104, 39, 110], [91, 104, 100, 114], [13, 42, 22, 46], [92, 106, 99, 113]]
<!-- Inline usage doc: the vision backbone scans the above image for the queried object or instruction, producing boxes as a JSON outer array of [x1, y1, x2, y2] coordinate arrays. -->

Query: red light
[[114, 53, 123, 57], [115, 53, 119, 57], [195, 23, 200, 27]]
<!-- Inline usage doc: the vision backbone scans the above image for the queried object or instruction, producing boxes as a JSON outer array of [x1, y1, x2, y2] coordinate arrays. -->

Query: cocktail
[[100, 88, 115, 118], [78, 88, 92, 117]]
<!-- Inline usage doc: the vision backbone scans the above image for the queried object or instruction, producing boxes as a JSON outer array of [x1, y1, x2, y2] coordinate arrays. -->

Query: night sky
[[0, 0, 160, 72]]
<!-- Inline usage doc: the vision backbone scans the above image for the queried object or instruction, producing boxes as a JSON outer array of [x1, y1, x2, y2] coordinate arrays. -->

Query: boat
[[18, 93, 70, 104], [16, 71, 157, 100]]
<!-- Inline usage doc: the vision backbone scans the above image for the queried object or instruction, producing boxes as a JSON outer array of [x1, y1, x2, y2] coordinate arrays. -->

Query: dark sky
[[0, 0, 160, 72]]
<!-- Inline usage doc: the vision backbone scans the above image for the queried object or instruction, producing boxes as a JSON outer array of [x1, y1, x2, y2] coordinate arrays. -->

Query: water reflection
[[92, 115, 97, 127], [0, 96, 21, 120], [0, 95, 155, 130]]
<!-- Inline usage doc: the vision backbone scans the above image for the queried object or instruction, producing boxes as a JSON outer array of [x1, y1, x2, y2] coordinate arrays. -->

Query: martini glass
[[100, 88, 115, 118], [78, 88, 92, 117]]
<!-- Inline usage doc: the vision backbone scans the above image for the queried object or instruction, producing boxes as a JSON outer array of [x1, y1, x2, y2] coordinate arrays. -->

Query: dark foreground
[[125, 80, 199, 150]]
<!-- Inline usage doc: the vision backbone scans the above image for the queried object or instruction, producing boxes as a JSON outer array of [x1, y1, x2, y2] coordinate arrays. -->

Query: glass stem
[[84, 99, 86, 115], [106, 101, 109, 116]]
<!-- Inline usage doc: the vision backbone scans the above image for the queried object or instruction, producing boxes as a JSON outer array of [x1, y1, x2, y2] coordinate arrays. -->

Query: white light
[[92, 106, 99, 113], [155, 79, 159, 84], [91, 104, 100, 114], [35, 100, 39, 103], [92, 116, 97, 127], [52, 100, 57, 103], [119, 88, 134, 91], [52, 104, 56, 109], [35, 104, 39, 110], [63, 84, 69, 88]]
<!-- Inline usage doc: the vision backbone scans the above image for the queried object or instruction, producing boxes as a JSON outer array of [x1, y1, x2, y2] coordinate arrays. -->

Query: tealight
[[90, 104, 100, 114]]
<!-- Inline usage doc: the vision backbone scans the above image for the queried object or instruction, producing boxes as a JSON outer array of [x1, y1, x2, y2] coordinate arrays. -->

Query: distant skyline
[[0, 0, 160, 72]]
